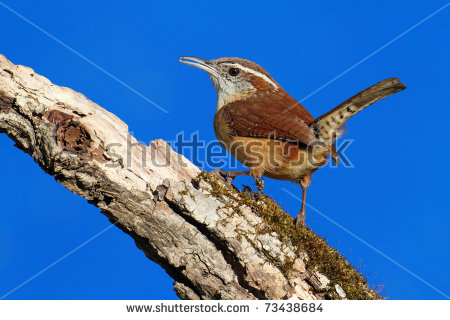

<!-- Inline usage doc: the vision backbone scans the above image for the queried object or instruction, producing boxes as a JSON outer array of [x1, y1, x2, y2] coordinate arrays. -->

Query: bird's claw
[[209, 169, 234, 186], [294, 212, 306, 228]]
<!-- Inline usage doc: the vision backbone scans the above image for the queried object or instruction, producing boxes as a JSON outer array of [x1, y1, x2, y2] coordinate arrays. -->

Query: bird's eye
[[228, 68, 240, 76]]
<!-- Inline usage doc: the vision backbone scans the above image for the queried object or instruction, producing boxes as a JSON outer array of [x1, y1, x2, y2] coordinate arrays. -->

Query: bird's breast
[[213, 112, 327, 181]]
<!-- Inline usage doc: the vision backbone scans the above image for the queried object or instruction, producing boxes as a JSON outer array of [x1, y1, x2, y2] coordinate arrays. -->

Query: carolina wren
[[179, 56, 406, 227]]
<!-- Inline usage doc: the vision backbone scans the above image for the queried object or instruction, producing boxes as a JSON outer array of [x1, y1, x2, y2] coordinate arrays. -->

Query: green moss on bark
[[196, 171, 380, 300]]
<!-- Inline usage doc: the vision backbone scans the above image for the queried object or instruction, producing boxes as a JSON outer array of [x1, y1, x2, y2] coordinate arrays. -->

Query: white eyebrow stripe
[[228, 63, 279, 89]]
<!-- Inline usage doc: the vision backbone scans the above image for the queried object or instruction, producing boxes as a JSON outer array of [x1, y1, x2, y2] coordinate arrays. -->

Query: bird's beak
[[179, 56, 220, 77]]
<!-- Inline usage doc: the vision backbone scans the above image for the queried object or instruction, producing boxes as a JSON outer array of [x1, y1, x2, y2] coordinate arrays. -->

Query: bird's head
[[179, 56, 280, 111]]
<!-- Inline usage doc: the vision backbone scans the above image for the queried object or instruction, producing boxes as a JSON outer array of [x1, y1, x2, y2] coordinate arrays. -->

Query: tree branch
[[0, 54, 379, 300]]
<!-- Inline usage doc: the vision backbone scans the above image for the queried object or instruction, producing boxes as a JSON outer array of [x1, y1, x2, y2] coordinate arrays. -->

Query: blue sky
[[0, 0, 449, 299]]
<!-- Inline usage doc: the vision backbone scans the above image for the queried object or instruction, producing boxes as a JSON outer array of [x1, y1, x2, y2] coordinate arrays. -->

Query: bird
[[179, 56, 406, 227]]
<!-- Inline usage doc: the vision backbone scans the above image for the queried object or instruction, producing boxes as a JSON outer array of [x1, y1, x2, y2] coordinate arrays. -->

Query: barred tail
[[312, 78, 406, 146]]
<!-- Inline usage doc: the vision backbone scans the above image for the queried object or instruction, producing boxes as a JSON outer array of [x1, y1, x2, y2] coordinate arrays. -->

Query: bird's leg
[[209, 169, 251, 186], [295, 175, 311, 228], [250, 167, 264, 193]]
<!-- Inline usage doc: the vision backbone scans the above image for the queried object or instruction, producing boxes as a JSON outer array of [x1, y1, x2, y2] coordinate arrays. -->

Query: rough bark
[[0, 54, 378, 300]]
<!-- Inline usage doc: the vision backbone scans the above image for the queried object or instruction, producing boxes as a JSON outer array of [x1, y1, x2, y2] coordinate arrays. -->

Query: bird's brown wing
[[218, 94, 317, 146]]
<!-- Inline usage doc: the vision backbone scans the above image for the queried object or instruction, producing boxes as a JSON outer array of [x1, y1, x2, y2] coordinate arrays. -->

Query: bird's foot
[[209, 169, 235, 186], [294, 212, 306, 228]]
